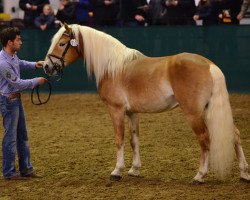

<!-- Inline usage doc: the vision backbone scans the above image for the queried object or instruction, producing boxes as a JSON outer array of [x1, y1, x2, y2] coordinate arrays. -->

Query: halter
[[46, 31, 80, 78]]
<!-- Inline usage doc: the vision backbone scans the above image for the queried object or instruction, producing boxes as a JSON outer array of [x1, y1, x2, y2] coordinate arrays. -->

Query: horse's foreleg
[[109, 106, 125, 181], [187, 115, 209, 183], [127, 113, 141, 177], [234, 126, 250, 182]]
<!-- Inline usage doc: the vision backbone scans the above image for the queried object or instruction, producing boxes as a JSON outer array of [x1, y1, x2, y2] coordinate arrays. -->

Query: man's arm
[[0, 61, 47, 91], [19, 59, 44, 70], [0, 65, 39, 90], [237, 0, 250, 20]]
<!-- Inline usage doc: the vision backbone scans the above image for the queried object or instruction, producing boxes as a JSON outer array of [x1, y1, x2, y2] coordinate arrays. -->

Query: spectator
[[237, 0, 250, 20], [91, 0, 119, 27], [203, 0, 220, 25], [19, 0, 50, 28], [147, 0, 167, 26], [193, 0, 213, 26], [136, 0, 151, 26], [74, 0, 91, 25], [118, 0, 148, 27], [34, 4, 55, 30], [218, 0, 242, 24], [56, 0, 77, 24], [161, 0, 196, 25]]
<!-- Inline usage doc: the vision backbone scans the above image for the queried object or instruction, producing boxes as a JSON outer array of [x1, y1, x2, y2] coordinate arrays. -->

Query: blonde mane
[[49, 24, 144, 85]]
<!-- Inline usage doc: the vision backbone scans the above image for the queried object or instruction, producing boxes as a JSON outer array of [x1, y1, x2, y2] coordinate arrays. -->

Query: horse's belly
[[128, 95, 178, 113]]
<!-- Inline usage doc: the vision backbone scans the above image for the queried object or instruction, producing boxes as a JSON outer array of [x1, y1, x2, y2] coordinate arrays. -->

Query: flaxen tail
[[205, 65, 235, 179]]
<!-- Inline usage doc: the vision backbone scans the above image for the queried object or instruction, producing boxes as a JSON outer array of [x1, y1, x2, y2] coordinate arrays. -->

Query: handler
[[0, 27, 47, 180]]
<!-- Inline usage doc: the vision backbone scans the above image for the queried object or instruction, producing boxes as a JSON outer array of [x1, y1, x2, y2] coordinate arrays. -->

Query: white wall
[[3, 0, 24, 19]]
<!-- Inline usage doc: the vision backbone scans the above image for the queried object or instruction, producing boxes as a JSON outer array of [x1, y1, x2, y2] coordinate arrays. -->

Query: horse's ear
[[64, 23, 72, 34]]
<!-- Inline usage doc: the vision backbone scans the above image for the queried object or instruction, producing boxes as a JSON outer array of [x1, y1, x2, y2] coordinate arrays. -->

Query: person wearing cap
[[0, 27, 47, 180]]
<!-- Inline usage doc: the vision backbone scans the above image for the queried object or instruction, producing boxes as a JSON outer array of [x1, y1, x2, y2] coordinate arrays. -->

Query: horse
[[43, 23, 250, 183]]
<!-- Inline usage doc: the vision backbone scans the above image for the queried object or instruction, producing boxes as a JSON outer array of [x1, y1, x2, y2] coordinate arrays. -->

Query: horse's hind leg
[[186, 114, 210, 183], [234, 126, 250, 182], [127, 113, 141, 177], [108, 106, 126, 181]]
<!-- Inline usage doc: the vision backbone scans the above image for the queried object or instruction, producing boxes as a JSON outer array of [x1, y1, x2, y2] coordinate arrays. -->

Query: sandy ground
[[0, 93, 249, 200]]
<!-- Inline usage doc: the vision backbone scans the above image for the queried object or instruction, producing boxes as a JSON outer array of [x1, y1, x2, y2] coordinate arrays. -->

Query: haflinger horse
[[43, 23, 250, 183]]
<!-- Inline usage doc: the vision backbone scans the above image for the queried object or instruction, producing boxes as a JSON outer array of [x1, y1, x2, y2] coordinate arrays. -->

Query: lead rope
[[31, 80, 52, 105], [31, 72, 63, 106]]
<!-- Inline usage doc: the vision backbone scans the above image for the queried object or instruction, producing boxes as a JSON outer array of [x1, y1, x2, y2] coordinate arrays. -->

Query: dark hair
[[0, 27, 21, 47]]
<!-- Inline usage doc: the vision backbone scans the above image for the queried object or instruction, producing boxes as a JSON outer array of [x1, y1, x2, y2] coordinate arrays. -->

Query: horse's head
[[43, 23, 80, 76]]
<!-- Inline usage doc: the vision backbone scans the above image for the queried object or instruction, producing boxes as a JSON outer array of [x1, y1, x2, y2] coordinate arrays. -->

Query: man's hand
[[36, 61, 44, 69], [38, 77, 48, 85], [193, 15, 199, 21], [237, 13, 244, 21]]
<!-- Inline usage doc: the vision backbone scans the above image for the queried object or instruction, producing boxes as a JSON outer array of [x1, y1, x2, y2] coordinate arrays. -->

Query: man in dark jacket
[[91, 0, 119, 27], [161, 0, 196, 25], [147, 0, 167, 25], [56, 0, 77, 24], [118, 0, 148, 27], [19, 0, 50, 28]]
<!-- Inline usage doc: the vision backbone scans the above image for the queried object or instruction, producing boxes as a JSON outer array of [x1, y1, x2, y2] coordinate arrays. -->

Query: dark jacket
[[56, 2, 77, 24], [147, 0, 167, 25], [34, 13, 55, 28], [19, 0, 50, 27], [220, 0, 242, 24], [195, 0, 213, 25], [90, 0, 119, 26], [161, 0, 196, 25], [75, 0, 91, 24], [118, 0, 147, 25]]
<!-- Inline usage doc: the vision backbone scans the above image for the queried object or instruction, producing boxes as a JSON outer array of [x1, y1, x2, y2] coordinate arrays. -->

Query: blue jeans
[[0, 95, 33, 178]]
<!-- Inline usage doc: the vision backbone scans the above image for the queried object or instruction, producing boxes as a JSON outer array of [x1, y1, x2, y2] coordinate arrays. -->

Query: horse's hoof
[[128, 167, 140, 177], [192, 180, 204, 185], [128, 173, 143, 178], [240, 178, 250, 183], [128, 172, 139, 177], [128, 174, 140, 178], [110, 175, 122, 181]]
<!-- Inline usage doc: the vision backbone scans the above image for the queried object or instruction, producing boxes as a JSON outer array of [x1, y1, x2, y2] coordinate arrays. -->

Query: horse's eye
[[59, 43, 65, 47]]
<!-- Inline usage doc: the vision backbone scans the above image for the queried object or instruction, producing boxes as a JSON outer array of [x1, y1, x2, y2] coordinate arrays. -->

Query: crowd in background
[[16, 0, 250, 30]]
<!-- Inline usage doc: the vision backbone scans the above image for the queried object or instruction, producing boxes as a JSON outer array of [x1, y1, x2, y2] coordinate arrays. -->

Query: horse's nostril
[[44, 64, 49, 70]]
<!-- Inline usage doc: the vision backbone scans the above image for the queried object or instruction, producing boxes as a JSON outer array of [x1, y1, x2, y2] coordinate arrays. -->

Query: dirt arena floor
[[0, 93, 249, 200]]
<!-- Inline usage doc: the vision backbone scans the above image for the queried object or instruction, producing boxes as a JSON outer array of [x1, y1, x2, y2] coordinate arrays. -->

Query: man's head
[[0, 27, 22, 52]]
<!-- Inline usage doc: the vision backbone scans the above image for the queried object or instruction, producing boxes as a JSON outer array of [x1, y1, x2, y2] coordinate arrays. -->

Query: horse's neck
[[79, 27, 144, 85]]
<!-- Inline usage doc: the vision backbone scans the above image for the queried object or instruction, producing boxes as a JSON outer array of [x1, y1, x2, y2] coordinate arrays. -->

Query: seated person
[[34, 4, 55, 30]]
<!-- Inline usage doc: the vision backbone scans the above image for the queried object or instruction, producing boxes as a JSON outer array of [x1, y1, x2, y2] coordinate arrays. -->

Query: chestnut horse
[[43, 24, 250, 183]]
